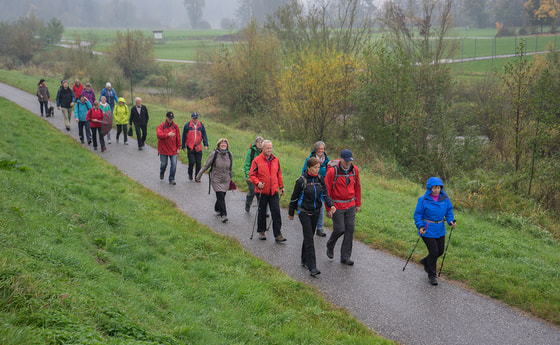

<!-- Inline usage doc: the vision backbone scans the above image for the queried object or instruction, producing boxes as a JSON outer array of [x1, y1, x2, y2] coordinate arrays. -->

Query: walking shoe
[[138, 147, 143, 150], [275, 234, 287, 243], [420, 257, 428, 273], [258, 232, 266, 240], [188, 175, 193, 181], [341, 258, 354, 266], [160, 172, 164, 180], [93, 147, 98, 150], [116, 138, 119, 143], [124, 141, 128, 145], [326, 247, 334, 259], [66, 127, 71, 131], [316, 229, 326, 237], [170, 180, 176, 185], [310, 268, 321, 276], [101, 147, 107, 152], [221, 215, 228, 223], [301, 262, 308, 270], [429, 276, 438, 286], [107, 139, 111, 144], [88, 140, 92, 145], [195, 179, 201, 183], [80, 140, 85, 144]]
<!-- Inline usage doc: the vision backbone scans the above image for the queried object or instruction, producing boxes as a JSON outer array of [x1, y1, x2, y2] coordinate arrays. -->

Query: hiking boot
[[258, 232, 266, 240], [275, 234, 287, 243], [160, 172, 164, 180], [88, 140, 92, 145], [310, 268, 321, 276], [420, 257, 428, 273], [188, 175, 193, 181], [101, 147, 107, 152], [326, 247, 334, 259], [170, 180, 176, 185], [221, 215, 228, 223], [107, 139, 111, 144], [341, 258, 354, 266], [301, 262, 308, 270], [429, 276, 438, 286], [124, 141, 128, 145], [316, 229, 326, 237]]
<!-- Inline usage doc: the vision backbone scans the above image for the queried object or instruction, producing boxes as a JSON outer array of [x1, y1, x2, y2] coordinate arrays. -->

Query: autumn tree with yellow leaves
[[524, 0, 560, 32], [277, 48, 358, 141]]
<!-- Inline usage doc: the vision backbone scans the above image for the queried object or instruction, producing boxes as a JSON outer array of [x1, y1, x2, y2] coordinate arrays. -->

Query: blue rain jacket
[[414, 177, 455, 238]]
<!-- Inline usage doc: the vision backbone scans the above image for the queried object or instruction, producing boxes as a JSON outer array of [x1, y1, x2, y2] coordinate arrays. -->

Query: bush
[[518, 26, 528, 36]]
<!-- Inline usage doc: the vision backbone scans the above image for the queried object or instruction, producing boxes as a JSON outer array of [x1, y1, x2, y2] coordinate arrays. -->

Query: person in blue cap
[[414, 176, 456, 286]]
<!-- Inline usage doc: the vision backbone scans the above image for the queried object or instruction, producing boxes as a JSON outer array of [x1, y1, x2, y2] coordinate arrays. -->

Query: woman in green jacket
[[113, 97, 129, 144]]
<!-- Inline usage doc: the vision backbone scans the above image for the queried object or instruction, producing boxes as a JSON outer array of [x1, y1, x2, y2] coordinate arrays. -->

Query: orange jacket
[[249, 152, 284, 196]]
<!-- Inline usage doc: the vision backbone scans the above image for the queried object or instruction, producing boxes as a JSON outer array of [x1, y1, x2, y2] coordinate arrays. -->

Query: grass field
[[0, 98, 392, 344], [1, 68, 559, 326]]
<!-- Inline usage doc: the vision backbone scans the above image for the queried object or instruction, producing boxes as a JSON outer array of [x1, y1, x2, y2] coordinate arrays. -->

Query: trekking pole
[[250, 189, 262, 240], [402, 236, 420, 271], [438, 225, 455, 277]]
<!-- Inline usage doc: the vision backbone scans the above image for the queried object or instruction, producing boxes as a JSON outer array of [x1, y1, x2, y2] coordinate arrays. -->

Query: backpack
[[329, 162, 356, 192]]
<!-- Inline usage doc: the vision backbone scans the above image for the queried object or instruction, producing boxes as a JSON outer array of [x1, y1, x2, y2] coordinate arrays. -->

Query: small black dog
[[46, 105, 54, 117]]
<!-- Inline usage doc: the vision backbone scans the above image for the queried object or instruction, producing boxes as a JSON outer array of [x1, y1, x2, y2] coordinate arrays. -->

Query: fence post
[[536, 34, 539, 53], [461, 38, 464, 73]]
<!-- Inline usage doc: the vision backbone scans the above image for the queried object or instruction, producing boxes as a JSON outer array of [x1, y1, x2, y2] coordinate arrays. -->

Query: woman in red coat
[[86, 101, 106, 152]]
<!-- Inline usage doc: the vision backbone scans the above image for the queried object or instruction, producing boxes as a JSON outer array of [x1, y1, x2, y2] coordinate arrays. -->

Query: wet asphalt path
[[2, 82, 559, 345]]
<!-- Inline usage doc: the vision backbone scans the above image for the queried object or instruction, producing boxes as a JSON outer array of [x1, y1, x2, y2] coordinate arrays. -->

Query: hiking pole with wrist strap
[[438, 224, 455, 276], [402, 236, 420, 271], [250, 189, 262, 240]]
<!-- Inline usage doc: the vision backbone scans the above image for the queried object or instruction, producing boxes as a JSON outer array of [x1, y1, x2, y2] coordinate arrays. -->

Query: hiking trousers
[[327, 206, 356, 261]]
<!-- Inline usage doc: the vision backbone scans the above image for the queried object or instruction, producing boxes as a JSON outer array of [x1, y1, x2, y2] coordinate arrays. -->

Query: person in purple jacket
[[414, 176, 456, 286], [82, 83, 96, 105]]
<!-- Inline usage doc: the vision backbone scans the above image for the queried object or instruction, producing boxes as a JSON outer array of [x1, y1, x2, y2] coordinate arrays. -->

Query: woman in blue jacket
[[414, 177, 456, 285]]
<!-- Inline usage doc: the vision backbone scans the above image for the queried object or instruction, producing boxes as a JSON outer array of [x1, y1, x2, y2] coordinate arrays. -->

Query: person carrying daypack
[[244, 136, 264, 212], [196, 138, 233, 223], [325, 149, 361, 266]]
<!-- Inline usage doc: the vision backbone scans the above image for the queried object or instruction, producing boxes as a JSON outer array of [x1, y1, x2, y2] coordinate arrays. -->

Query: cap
[[106, 82, 111, 88], [340, 149, 354, 162], [85, 83, 92, 87], [191, 112, 199, 118], [166, 111, 174, 119]]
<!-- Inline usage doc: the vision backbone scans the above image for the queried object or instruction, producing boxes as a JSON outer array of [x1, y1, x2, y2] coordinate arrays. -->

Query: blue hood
[[426, 176, 444, 192]]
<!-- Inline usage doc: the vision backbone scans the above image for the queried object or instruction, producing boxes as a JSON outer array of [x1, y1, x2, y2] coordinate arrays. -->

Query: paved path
[[2, 83, 559, 345]]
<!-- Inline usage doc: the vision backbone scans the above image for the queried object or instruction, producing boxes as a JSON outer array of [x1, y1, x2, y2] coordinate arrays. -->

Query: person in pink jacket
[[86, 101, 106, 152]]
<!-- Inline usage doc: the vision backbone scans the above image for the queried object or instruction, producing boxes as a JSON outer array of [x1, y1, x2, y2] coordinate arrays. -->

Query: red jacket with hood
[[249, 152, 284, 196]]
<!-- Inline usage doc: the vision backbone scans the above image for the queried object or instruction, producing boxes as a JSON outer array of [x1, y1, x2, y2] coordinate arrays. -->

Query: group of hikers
[[37, 78, 456, 284]]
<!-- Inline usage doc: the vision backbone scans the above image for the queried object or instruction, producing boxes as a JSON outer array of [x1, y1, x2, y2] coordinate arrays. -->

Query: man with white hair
[[99, 82, 118, 111], [249, 140, 286, 242], [129, 97, 149, 150]]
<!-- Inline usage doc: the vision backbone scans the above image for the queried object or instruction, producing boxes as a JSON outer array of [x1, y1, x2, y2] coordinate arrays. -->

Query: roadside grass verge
[[0, 98, 391, 344], [2, 69, 560, 325]]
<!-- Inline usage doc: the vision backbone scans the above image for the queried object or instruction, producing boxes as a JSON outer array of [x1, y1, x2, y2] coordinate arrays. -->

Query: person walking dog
[[325, 149, 361, 266], [414, 176, 456, 286], [289, 157, 336, 276]]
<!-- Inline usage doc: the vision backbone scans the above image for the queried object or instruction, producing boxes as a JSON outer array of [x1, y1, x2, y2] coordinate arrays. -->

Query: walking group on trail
[[37, 77, 457, 283]]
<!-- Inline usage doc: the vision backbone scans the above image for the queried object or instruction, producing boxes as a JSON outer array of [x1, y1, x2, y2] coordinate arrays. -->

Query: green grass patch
[[2, 68, 560, 326], [0, 98, 391, 344]]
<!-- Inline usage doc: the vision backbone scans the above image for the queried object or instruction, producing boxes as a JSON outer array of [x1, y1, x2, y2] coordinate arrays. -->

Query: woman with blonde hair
[[196, 138, 233, 223]]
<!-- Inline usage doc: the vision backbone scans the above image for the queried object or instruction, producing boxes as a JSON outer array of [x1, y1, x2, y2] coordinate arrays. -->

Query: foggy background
[[0, 0, 240, 29]]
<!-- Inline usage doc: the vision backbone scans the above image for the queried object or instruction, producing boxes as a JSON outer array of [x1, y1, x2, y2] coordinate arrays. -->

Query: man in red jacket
[[325, 149, 361, 265], [157, 112, 181, 185], [249, 140, 286, 242]]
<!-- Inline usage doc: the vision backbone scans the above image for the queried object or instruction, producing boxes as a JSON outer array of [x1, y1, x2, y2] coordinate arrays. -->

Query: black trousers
[[134, 124, 147, 148], [187, 148, 203, 178], [39, 100, 48, 115], [215, 191, 227, 216], [245, 179, 259, 211], [91, 127, 105, 149], [422, 235, 446, 277], [257, 192, 282, 237], [299, 209, 320, 270], [116, 124, 128, 142]]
